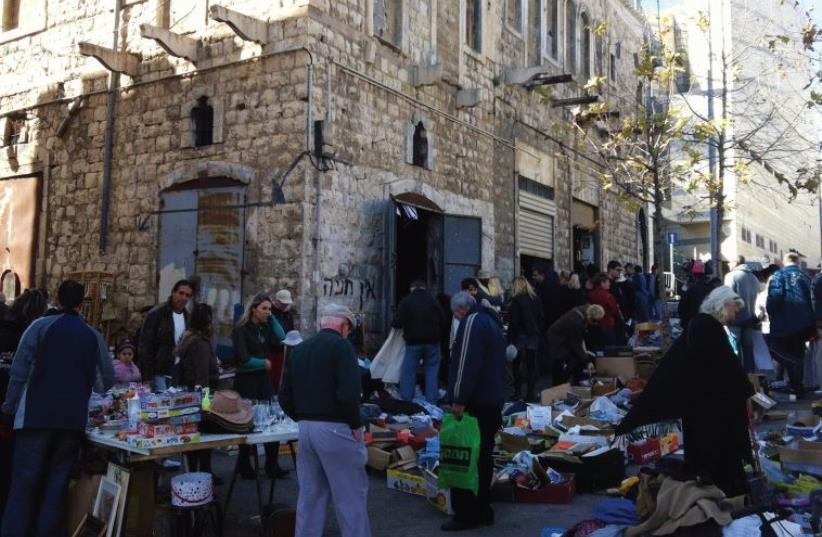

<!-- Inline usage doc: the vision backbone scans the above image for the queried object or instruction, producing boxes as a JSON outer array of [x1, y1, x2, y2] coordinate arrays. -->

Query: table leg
[[288, 440, 297, 473], [223, 453, 240, 518], [252, 445, 265, 523]]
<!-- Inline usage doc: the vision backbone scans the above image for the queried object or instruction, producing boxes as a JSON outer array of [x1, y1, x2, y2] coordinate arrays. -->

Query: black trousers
[[769, 334, 807, 393], [451, 404, 502, 525], [511, 349, 538, 400]]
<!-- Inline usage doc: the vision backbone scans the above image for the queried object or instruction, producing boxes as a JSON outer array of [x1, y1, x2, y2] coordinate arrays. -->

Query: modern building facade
[[0, 0, 650, 351], [663, 0, 821, 273]]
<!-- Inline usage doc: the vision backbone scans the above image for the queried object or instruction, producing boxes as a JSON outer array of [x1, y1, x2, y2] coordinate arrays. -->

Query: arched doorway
[[157, 177, 247, 361]]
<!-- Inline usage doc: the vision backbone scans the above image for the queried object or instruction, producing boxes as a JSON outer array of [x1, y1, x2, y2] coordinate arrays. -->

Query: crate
[[514, 474, 576, 504]]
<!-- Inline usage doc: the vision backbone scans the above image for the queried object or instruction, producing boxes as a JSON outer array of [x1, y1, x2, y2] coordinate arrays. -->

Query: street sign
[[667, 232, 678, 245]]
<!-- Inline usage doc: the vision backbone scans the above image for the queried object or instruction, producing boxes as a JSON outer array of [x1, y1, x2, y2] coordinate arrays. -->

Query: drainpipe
[[99, 0, 122, 254]]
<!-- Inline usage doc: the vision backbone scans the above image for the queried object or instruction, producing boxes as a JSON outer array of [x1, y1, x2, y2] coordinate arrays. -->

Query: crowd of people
[[0, 249, 820, 536]]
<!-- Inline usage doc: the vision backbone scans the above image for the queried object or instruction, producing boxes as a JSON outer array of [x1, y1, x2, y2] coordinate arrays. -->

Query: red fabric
[[268, 350, 285, 390], [588, 288, 621, 327]]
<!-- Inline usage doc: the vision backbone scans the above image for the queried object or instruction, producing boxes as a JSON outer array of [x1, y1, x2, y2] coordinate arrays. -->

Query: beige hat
[[207, 390, 253, 425], [274, 289, 293, 305], [320, 303, 355, 326]]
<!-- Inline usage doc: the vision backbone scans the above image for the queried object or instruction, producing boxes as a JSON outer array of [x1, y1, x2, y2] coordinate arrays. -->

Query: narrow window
[[548, 0, 559, 59], [374, 0, 402, 48], [565, 1, 576, 72], [191, 96, 214, 148], [3, 113, 25, 146], [580, 12, 591, 79], [609, 53, 616, 81], [412, 122, 428, 168], [465, 0, 481, 52], [506, 0, 523, 33], [595, 32, 604, 76], [528, 0, 542, 65], [2, 0, 20, 32]]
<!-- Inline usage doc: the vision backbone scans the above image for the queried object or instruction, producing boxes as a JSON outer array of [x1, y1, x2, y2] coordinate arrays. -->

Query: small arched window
[[580, 12, 591, 80], [412, 122, 428, 168], [191, 96, 214, 148], [1, 271, 20, 300]]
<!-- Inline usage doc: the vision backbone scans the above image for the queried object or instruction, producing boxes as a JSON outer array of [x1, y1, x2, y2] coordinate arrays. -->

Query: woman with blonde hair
[[232, 293, 287, 479], [617, 286, 754, 497], [507, 276, 545, 400]]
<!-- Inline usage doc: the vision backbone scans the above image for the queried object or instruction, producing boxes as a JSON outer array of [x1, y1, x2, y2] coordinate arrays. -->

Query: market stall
[[80, 386, 298, 537]]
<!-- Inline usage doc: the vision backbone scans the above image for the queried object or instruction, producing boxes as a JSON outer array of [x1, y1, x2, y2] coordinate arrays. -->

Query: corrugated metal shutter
[[518, 191, 554, 259]]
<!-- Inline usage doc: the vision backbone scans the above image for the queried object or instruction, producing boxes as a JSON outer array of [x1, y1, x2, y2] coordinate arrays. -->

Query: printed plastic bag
[[369, 328, 406, 384], [751, 330, 774, 374], [438, 413, 480, 494]]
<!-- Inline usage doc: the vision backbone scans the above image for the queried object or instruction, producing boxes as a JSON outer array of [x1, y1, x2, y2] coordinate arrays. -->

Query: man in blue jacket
[[1, 280, 113, 537], [767, 252, 814, 395], [444, 291, 506, 531]]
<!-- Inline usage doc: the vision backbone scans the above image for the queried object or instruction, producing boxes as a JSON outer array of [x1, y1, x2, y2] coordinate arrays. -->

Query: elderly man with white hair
[[617, 286, 754, 498], [279, 303, 371, 537]]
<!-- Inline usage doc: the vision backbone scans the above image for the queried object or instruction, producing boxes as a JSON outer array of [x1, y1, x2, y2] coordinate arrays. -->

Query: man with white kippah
[[279, 303, 371, 537]]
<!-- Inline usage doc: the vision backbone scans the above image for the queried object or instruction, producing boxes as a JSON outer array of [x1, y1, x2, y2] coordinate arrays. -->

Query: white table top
[[88, 427, 298, 460]]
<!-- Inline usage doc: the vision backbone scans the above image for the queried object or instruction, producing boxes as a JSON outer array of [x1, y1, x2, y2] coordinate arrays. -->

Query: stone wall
[[0, 0, 649, 346]]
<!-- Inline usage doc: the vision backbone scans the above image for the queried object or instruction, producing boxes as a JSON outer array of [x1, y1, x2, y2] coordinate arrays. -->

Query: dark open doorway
[[395, 204, 440, 305]]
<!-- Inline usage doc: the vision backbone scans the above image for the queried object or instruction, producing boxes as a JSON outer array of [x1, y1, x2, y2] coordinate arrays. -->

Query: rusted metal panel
[[0, 175, 40, 297], [158, 190, 197, 301], [195, 188, 245, 357], [158, 185, 246, 360]]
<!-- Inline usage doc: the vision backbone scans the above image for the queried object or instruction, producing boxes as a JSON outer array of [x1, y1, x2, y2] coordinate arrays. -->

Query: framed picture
[[71, 514, 106, 537], [105, 463, 130, 537], [92, 478, 121, 537]]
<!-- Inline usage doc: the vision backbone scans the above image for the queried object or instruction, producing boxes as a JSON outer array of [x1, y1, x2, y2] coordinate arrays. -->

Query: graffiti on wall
[[322, 277, 377, 310]]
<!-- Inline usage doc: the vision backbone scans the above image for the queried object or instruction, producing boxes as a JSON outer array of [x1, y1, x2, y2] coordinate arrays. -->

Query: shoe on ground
[[441, 520, 478, 532]]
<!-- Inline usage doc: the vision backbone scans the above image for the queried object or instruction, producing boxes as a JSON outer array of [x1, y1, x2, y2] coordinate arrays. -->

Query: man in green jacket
[[280, 303, 370, 537]]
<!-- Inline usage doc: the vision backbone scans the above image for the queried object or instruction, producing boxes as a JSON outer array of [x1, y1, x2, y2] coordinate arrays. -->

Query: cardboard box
[[127, 432, 200, 449], [592, 381, 618, 397], [596, 357, 637, 379], [136, 422, 198, 438], [424, 471, 454, 515], [515, 474, 576, 504], [540, 383, 572, 405], [779, 440, 822, 474], [499, 432, 531, 453], [389, 446, 418, 471], [386, 468, 427, 497], [367, 446, 393, 471]]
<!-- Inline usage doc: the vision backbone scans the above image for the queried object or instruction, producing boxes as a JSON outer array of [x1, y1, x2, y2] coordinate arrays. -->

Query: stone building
[[0, 0, 648, 353]]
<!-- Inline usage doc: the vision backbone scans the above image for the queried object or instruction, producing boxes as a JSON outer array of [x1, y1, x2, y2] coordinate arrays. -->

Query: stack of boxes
[[123, 392, 203, 449]]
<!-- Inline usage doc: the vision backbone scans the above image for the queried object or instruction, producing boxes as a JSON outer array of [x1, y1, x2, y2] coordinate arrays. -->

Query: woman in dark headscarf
[[616, 287, 755, 497]]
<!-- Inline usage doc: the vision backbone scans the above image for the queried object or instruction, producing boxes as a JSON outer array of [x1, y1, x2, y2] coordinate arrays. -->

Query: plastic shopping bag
[[751, 330, 774, 374], [438, 413, 480, 494], [370, 328, 406, 384]]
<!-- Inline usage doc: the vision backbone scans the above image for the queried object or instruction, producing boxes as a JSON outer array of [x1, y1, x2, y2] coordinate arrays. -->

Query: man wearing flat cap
[[280, 303, 370, 537]]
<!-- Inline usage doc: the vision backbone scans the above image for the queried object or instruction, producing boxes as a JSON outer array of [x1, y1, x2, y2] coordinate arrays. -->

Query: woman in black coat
[[507, 277, 545, 401], [616, 287, 754, 497], [547, 304, 604, 385]]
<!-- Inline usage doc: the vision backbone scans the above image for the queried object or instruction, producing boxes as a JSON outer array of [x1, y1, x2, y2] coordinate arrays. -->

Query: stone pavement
[[207, 451, 602, 537]]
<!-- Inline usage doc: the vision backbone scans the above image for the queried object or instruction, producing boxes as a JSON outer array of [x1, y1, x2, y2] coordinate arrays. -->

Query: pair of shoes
[[441, 520, 478, 532]]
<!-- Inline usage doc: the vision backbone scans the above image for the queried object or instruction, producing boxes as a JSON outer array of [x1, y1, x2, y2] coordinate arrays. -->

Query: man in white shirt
[[137, 280, 193, 389]]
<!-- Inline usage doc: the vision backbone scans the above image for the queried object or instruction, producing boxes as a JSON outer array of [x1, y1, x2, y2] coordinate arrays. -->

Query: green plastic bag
[[438, 413, 480, 495]]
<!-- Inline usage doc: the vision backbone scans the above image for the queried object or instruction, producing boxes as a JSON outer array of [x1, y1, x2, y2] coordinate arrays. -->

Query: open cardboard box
[[596, 357, 637, 379], [778, 440, 822, 471], [541, 383, 572, 405]]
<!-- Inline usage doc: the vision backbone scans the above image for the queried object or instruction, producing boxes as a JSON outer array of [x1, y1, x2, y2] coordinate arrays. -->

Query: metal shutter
[[518, 192, 554, 259]]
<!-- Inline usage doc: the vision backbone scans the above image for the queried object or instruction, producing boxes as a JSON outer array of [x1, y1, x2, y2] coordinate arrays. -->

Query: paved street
[[207, 451, 602, 537]]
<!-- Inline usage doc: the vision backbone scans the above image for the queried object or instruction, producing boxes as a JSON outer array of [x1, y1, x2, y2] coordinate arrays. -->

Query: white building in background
[[662, 0, 821, 272]]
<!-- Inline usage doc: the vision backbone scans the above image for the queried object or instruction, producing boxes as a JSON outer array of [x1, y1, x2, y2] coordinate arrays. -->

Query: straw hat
[[207, 390, 252, 425]]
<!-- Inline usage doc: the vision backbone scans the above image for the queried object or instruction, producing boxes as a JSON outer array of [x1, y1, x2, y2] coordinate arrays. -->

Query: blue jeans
[[399, 344, 441, 403], [2, 429, 84, 537]]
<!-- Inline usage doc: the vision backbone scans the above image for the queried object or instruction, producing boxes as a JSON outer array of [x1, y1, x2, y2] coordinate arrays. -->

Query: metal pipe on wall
[[99, 0, 122, 254]]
